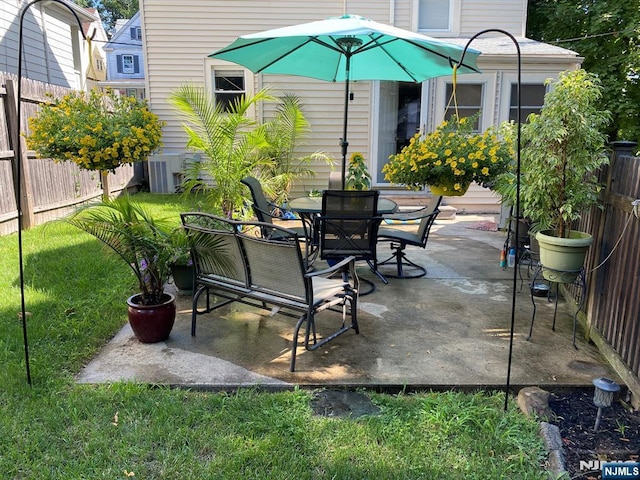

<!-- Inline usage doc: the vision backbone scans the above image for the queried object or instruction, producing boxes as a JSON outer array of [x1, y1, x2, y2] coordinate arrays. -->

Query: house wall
[[140, 0, 578, 212], [0, 0, 96, 90], [83, 11, 108, 86], [459, 0, 526, 37]]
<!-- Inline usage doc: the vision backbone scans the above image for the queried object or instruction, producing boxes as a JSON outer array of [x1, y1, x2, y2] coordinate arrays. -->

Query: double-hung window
[[509, 84, 546, 122], [417, 0, 460, 35], [122, 54, 135, 74], [444, 83, 483, 130], [214, 71, 244, 111], [130, 27, 142, 41]]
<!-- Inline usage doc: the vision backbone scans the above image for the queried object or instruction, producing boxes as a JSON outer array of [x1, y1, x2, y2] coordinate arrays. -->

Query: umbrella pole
[[340, 63, 351, 190]]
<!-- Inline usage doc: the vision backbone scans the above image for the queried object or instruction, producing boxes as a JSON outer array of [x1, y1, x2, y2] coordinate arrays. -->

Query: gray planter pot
[[536, 230, 593, 283]]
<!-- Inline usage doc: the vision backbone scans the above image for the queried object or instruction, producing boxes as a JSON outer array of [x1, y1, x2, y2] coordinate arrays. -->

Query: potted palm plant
[[67, 195, 177, 343], [518, 69, 611, 281]]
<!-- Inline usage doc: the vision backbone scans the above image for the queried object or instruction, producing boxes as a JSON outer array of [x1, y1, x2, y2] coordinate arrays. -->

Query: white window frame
[[135, 27, 142, 41], [432, 73, 495, 132], [499, 72, 552, 124], [414, 0, 461, 37], [205, 59, 255, 114], [122, 54, 135, 74]]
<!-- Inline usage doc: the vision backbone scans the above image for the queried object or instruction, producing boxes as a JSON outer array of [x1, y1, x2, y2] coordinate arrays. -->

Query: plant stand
[[527, 264, 586, 349]]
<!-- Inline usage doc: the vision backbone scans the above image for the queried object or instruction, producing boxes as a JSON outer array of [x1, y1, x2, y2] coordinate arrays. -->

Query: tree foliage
[[77, 0, 138, 32], [260, 93, 332, 205], [527, 0, 640, 143], [26, 89, 164, 172]]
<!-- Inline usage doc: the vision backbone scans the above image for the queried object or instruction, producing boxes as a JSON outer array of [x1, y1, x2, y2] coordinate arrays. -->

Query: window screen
[[419, 0, 451, 30], [213, 71, 245, 112], [509, 84, 546, 122], [444, 83, 483, 130]]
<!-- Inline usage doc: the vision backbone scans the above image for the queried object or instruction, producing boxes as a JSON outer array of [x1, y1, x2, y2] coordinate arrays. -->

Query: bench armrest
[[305, 255, 355, 278]]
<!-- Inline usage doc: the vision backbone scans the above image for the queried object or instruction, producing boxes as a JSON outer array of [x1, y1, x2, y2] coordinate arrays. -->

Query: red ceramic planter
[[126, 293, 176, 343]]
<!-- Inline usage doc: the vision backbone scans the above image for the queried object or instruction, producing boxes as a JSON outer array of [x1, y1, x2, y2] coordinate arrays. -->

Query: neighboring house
[[100, 12, 146, 100], [139, 1, 582, 210], [0, 0, 99, 90], [82, 8, 108, 89]]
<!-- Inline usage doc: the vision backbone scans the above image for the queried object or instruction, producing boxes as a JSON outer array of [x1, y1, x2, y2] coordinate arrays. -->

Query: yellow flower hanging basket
[[383, 115, 514, 192]]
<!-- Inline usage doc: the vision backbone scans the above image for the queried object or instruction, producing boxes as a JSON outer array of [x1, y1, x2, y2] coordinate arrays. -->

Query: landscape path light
[[592, 377, 620, 432]]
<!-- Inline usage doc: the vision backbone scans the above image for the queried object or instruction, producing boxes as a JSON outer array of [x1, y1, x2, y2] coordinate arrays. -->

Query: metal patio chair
[[316, 189, 386, 293], [376, 195, 442, 278], [241, 176, 316, 263]]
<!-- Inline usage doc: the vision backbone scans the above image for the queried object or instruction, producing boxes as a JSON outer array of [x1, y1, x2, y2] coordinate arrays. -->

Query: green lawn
[[0, 193, 546, 479]]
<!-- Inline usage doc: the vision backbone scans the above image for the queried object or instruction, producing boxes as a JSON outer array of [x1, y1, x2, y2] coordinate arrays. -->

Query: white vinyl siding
[[0, 1, 86, 88], [459, 0, 527, 37], [140, 0, 361, 177]]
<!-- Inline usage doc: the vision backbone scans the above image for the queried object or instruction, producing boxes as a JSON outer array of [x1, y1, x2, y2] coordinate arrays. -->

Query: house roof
[[49, 0, 98, 23], [114, 19, 130, 33], [105, 11, 141, 49], [446, 36, 580, 60]]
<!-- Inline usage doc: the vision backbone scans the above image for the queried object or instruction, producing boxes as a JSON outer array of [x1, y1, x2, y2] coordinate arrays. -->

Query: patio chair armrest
[[305, 255, 356, 278]]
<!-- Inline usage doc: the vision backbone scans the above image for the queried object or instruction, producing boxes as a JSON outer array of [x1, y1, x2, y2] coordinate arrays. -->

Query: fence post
[[5, 79, 35, 229]]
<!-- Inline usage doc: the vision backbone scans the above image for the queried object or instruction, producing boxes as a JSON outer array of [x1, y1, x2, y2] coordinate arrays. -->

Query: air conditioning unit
[[147, 153, 186, 193]]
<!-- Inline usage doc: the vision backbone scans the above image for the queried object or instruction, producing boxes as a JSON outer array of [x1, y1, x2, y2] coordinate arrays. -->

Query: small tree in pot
[[518, 69, 611, 280], [27, 89, 164, 201], [67, 195, 177, 342]]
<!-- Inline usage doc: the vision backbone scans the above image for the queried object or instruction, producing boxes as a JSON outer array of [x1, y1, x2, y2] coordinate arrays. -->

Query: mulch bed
[[549, 389, 640, 479]]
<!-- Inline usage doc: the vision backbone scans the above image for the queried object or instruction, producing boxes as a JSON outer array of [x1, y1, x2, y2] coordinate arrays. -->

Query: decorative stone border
[[517, 386, 568, 478]]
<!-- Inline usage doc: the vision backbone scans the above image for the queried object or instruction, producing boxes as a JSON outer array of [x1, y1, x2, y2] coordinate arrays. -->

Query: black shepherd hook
[[453, 29, 522, 411], [14, 0, 89, 385]]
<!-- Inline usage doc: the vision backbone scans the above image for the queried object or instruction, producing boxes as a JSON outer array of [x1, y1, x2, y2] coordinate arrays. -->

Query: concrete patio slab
[[76, 214, 617, 390]]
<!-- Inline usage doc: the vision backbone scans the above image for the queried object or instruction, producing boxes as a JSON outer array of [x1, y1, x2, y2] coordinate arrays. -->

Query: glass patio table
[[288, 196, 398, 216], [289, 195, 398, 234]]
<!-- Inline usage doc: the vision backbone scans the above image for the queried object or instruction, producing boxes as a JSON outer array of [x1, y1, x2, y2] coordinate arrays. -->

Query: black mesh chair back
[[321, 189, 378, 217], [318, 190, 386, 289], [241, 176, 310, 247], [241, 176, 275, 224]]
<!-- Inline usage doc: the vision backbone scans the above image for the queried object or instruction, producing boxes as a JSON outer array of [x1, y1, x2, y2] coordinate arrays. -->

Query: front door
[[374, 81, 425, 186]]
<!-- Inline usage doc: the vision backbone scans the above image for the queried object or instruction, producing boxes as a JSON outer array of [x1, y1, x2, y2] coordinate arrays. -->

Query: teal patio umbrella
[[210, 14, 481, 188]]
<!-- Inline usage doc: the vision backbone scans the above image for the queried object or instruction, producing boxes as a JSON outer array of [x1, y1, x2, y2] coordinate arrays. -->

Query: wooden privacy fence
[[0, 72, 137, 235], [574, 141, 640, 404]]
